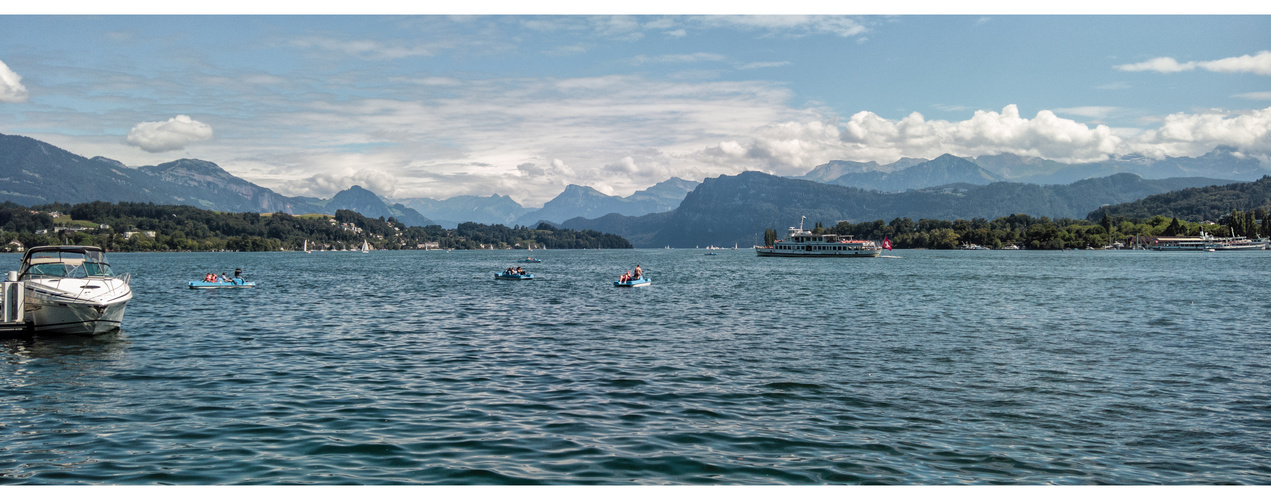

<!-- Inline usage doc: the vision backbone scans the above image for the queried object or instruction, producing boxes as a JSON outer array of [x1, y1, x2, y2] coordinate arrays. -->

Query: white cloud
[[738, 61, 790, 70], [832, 105, 1122, 163], [1053, 106, 1122, 119], [289, 36, 438, 60], [1234, 91, 1271, 100], [633, 52, 727, 65], [1130, 107, 1271, 157], [281, 167, 400, 198], [0, 59, 29, 103], [125, 115, 214, 153], [1117, 51, 1271, 76], [1116, 57, 1195, 74], [695, 104, 1271, 173], [700, 16, 868, 38], [1198, 51, 1271, 76]]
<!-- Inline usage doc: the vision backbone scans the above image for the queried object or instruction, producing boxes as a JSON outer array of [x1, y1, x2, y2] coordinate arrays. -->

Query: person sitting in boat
[[204, 272, 216, 282], [515, 266, 525, 275], [234, 268, 243, 280], [221, 273, 231, 283], [619, 271, 630, 283], [505, 267, 515, 275], [632, 265, 642, 280]]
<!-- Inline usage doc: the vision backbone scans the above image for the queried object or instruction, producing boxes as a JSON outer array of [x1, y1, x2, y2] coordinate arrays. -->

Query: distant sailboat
[[361, 239, 370, 253], [304, 239, 311, 254]]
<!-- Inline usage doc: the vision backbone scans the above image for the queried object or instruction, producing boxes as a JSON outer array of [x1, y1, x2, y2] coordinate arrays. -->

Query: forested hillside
[[1088, 176, 1271, 222], [0, 201, 630, 252]]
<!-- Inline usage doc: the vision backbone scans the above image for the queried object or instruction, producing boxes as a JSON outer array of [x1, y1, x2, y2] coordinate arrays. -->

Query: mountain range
[[562, 171, 1233, 248], [0, 132, 439, 225], [0, 132, 698, 228], [3, 131, 1264, 239], [800, 146, 1268, 191]]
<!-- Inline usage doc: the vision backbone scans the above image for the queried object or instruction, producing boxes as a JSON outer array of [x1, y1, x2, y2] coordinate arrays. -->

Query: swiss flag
[[883, 237, 892, 250]]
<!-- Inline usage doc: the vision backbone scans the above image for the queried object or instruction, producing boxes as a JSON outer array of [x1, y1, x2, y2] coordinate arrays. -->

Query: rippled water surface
[[2, 249, 1269, 484]]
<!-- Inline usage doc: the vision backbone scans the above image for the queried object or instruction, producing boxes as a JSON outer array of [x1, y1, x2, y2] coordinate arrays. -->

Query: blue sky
[[1, 12, 1269, 205]]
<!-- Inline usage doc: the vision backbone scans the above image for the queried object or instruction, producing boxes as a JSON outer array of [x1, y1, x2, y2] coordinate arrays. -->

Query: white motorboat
[[17, 246, 132, 334]]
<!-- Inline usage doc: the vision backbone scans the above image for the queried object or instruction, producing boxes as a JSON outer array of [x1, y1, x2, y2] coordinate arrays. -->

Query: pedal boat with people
[[614, 277, 650, 287], [188, 278, 255, 289], [495, 271, 534, 280]]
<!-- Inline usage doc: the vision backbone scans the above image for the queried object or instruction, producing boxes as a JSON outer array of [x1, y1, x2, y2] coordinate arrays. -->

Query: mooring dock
[[0, 271, 30, 334]]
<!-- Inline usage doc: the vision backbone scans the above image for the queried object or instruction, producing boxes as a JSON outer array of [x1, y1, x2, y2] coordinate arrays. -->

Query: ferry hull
[[1211, 244, 1268, 251]]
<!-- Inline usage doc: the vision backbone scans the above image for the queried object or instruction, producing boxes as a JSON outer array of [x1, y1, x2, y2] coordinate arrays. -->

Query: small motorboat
[[189, 278, 255, 289], [517, 257, 542, 263], [18, 246, 133, 334], [494, 272, 534, 280], [614, 277, 650, 287], [704, 252, 717, 255]]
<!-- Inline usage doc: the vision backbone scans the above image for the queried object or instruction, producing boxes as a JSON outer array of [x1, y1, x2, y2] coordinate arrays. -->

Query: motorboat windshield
[[19, 246, 115, 279]]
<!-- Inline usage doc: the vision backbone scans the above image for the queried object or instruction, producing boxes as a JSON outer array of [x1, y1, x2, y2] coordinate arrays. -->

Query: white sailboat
[[303, 239, 311, 254], [361, 239, 370, 253]]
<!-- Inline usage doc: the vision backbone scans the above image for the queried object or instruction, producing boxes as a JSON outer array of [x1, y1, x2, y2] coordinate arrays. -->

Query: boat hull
[[495, 273, 534, 280], [23, 283, 130, 335], [614, 278, 650, 287], [1210, 244, 1268, 251]]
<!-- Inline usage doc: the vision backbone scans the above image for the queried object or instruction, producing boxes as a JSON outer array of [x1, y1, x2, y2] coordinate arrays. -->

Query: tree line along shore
[[771, 209, 1269, 250]]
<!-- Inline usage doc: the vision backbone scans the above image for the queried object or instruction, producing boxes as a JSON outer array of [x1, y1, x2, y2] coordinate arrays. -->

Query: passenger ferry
[[755, 218, 883, 258], [1147, 235, 1211, 251], [1148, 231, 1269, 251]]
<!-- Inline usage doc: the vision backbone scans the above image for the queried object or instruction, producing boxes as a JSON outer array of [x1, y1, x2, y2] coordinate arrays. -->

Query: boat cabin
[[19, 246, 116, 279]]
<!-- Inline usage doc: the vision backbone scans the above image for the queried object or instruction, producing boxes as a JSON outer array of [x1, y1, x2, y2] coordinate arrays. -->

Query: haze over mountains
[[394, 177, 699, 228], [799, 146, 1268, 192], [1, 131, 1265, 245], [0, 132, 698, 229]]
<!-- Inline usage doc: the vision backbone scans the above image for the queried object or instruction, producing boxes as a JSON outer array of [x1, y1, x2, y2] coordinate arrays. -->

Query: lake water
[[1, 249, 1269, 484]]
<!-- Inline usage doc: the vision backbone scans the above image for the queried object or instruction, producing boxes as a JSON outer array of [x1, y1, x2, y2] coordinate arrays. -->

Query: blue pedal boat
[[517, 258, 542, 263], [189, 278, 255, 289], [495, 272, 534, 280], [614, 277, 650, 287]]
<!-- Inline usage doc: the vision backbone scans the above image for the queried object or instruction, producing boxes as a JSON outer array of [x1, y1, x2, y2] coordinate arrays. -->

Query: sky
[[1, 7, 1270, 206]]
